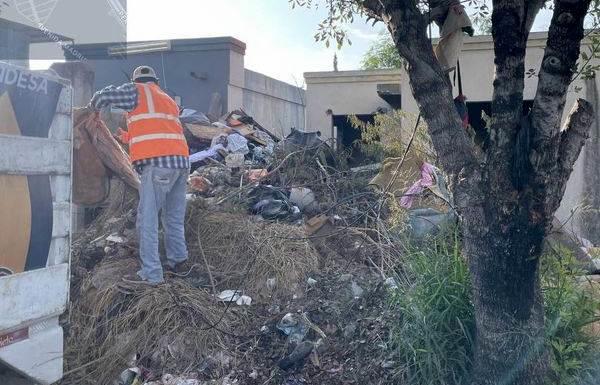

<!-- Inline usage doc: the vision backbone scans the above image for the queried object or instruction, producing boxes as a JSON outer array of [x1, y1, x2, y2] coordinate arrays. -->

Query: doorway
[[332, 114, 376, 167]]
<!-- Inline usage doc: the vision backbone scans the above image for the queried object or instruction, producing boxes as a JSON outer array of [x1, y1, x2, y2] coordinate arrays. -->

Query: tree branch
[[558, 98, 594, 182], [361, 0, 385, 17], [530, 0, 592, 158], [527, 99, 594, 225], [526, 0, 592, 223], [486, 0, 527, 189]]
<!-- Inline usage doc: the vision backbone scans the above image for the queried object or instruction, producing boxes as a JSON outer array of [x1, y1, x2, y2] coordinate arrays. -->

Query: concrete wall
[[227, 49, 245, 114], [68, 37, 306, 138], [50, 62, 95, 107], [241, 69, 305, 139], [0, 28, 29, 68], [304, 69, 401, 141], [67, 37, 245, 114]]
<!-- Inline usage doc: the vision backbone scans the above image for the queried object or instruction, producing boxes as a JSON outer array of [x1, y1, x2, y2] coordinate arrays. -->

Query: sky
[[126, 0, 552, 85], [28, 0, 554, 85], [126, 0, 383, 86]]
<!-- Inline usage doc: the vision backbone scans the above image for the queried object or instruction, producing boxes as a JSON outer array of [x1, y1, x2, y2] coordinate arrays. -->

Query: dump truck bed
[[0, 62, 72, 385]]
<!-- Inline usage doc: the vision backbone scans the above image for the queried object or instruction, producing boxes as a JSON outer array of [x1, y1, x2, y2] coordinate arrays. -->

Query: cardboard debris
[[226, 109, 280, 142], [73, 108, 140, 205], [73, 109, 110, 205], [305, 215, 330, 236], [186, 124, 229, 142]]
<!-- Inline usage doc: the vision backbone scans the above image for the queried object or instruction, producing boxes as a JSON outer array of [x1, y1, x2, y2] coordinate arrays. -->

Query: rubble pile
[[65, 274, 237, 385], [60, 110, 475, 385]]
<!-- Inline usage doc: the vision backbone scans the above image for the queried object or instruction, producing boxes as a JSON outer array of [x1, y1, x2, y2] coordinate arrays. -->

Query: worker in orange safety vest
[[89, 65, 192, 285]]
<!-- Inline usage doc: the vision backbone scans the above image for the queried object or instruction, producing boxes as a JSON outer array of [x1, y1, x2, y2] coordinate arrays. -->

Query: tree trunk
[[463, 204, 548, 385], [361, 1, 595, 384]]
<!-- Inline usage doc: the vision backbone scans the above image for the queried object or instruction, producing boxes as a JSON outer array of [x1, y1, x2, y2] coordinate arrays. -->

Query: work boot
[[165, 260, 198, 277], [121, 273, 163, 286]]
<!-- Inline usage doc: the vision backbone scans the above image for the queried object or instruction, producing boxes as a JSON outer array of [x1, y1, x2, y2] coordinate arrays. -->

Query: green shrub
[[388, 236, 600, 385], [542, 245, 600, 385], [389, 230, 474, 385], [348, 109, 434, 161]]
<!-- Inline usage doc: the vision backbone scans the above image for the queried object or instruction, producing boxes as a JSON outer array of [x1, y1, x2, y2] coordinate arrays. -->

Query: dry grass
[[64, 202, 321, 384], [185, 204, 320, 299], [62, 264, 238, 385]]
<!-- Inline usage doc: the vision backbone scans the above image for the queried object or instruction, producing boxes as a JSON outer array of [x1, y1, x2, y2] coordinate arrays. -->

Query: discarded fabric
[[225, 153, 245, 169], [189, 144, 225, 164], [179, 109, 210, 125], [248, 185, 299, 220], [226, 133, 249, 155], [400, 162, 436, 209], [210, 133, 229, 148]]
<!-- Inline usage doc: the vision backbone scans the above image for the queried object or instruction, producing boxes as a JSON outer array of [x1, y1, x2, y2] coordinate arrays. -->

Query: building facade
[[304, 32, 600, 242], [67, 37, 305, 138]]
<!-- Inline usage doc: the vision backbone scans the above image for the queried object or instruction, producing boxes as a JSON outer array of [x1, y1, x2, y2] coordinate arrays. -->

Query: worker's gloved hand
[[114, 127, 130, 144], [462, 26, 475, 37], [84, 103, 102, 121], [84, 102, 96, 112]]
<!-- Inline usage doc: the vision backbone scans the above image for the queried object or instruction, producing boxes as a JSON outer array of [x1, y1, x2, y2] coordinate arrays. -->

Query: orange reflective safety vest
[[125, 82, 189, 162]]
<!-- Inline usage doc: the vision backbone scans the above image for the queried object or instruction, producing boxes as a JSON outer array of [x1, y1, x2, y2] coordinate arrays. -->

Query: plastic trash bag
[[179, 109, 211, 125]]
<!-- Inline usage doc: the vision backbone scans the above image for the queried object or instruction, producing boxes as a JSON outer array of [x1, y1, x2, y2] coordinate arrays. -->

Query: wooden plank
[[51, 202, 70, 239], [0, 134, 71, 175], [245, 134, 267, 146], [186, 124, 226, 141]]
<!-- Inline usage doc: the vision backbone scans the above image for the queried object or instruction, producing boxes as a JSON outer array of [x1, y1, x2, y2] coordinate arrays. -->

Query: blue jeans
[[137, 165, 188, 283]]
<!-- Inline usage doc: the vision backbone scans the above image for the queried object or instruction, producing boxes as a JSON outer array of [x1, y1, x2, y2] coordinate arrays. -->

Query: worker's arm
[[89, 82, 138, 112]]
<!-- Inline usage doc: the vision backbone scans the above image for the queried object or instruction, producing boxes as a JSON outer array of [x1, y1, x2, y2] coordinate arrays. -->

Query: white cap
[[132, 65, 158, 81]]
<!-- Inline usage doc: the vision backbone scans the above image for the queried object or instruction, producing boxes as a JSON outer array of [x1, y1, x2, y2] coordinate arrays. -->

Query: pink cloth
[[400, 162, 436, 208]]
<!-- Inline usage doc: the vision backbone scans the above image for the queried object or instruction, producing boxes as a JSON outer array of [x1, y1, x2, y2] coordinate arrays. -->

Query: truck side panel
[[0, 65, 72, 385]]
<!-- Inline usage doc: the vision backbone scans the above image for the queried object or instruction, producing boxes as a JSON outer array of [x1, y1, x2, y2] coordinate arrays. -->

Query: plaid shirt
[[90, 82, 189, 170]]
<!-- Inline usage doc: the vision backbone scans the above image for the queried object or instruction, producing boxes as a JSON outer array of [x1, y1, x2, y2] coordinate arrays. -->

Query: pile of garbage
[[61, 109, 474, 385], [182, 109, 278, 171]]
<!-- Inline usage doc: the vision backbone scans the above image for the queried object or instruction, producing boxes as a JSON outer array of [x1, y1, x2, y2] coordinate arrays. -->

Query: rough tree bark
[[361, 0, 595, 384]]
